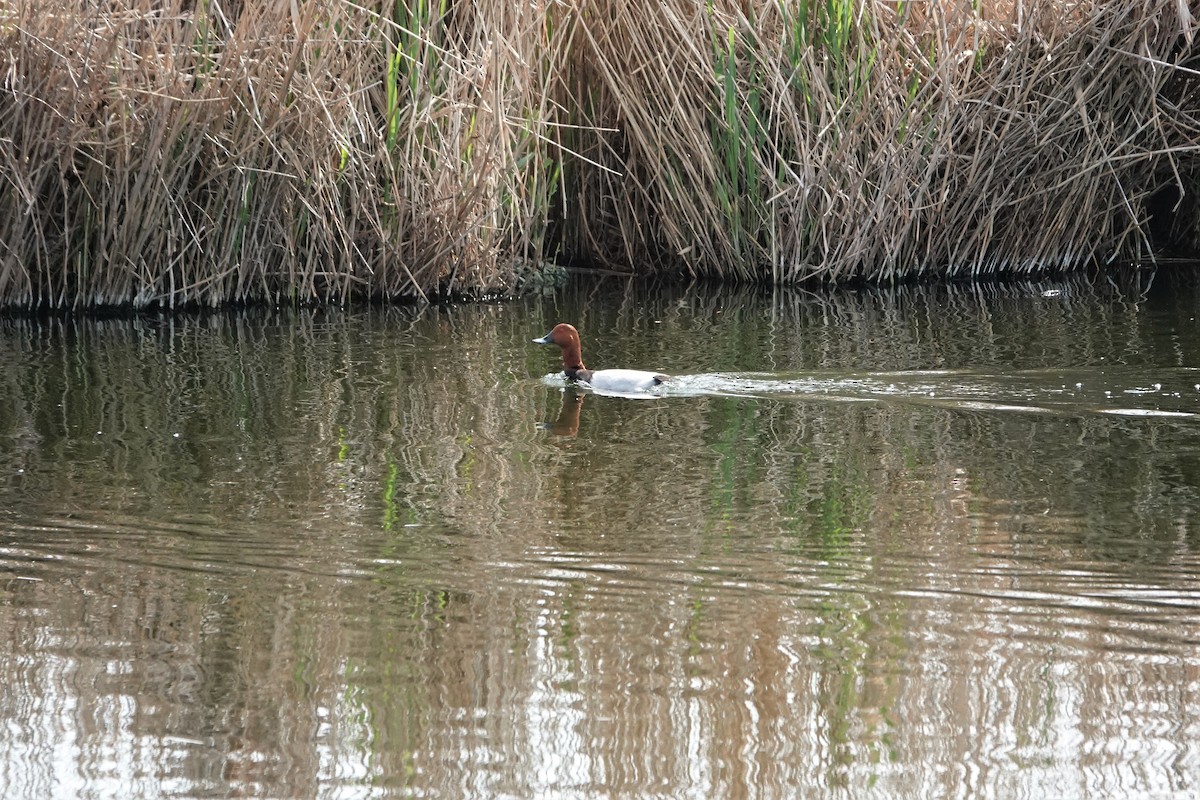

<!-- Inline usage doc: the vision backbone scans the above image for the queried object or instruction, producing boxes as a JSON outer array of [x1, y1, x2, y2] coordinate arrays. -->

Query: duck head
[[533, 323, 587, 378]]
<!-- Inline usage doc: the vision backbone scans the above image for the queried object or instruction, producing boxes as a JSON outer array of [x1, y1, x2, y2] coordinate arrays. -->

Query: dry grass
[[0, 1, 1197, 307]]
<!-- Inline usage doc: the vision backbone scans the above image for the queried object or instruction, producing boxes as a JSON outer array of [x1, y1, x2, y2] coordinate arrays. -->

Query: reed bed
[[565, 0, 1200, 280], [0, 0, 1197, 307], [0, 0, 560, 306]]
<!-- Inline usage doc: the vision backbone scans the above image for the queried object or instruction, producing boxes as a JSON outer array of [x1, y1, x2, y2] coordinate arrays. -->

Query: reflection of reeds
[[1, 2, 1198, 307], [3, 288, 1200, 795], [0, 274, 1191, 545]]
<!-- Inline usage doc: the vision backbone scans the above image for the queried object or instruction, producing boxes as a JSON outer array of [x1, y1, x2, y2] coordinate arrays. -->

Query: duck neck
[[561, 344, 587, 380]]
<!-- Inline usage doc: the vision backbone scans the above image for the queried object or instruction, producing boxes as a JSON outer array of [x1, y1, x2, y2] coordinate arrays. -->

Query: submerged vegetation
[[0, 0, 1198, 307]]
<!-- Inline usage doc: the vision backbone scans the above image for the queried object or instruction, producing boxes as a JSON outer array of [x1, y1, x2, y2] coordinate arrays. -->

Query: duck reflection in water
[[539, 388, 584, 436]]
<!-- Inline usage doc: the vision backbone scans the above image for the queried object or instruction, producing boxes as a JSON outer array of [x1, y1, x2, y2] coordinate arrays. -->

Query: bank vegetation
[[0, 0, 1198, 307]]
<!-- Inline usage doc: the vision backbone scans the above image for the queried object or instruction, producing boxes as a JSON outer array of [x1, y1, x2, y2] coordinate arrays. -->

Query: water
[[2, 272, 1200, 798]]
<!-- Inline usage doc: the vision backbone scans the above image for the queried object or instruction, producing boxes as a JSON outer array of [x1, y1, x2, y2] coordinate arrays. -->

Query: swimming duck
[[533, 323, 670, 393]]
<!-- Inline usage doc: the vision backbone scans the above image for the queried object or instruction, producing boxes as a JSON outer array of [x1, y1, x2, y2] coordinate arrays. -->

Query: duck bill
[[532, 332, 552, 344]]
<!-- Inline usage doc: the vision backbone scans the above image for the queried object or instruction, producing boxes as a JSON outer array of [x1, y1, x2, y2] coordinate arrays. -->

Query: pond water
[[2, 271, 1200, 799]]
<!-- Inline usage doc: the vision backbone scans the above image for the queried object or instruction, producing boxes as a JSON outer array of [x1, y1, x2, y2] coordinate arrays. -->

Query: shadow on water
[[3, 268, 1200, 799]]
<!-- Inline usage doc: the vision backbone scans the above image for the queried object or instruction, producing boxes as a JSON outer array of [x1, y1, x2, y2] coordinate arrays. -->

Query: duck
[[533, 323, 670, 393]]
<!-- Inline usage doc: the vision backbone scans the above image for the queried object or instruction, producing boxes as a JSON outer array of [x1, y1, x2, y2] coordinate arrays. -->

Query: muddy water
[[2, 272, 1200, 799]]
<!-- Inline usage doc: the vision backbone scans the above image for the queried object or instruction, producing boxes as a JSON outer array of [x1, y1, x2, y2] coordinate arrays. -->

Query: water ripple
[[651, 367, 1200, 418]]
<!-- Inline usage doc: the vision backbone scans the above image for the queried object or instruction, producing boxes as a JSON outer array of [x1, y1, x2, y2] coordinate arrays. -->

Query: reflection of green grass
[[337, 426, 351, 462], [706, 398, 745, 520], [814, 460, 872, 555], [383, 461, 401, 530], [818, 479, 851, 548]]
